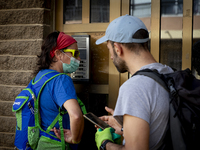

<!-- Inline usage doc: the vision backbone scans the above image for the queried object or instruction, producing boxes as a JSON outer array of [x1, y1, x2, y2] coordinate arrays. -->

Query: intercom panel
[[71, 35, 90, 81]]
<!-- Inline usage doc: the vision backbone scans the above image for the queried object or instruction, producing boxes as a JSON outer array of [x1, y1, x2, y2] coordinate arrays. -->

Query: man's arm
[[105, 114, 149, 150], [105, 142, 124, 150]]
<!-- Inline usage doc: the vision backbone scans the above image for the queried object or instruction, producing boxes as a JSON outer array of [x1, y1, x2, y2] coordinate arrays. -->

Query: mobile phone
[[83, 112, 110, 130]]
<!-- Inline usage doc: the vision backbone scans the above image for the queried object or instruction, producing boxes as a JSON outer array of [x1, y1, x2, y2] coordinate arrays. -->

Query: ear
[[114, 43, 123, 56], [54, 49, 62, 61]]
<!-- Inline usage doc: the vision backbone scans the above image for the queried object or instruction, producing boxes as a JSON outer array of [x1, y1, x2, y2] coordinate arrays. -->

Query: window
[[90, 0, 110, 23], [63, 0, 82, 24], [193, 0, 200, 78], [63, 0, 110, 24], [130, 0, 151, 18], [160, 0, 183, 71], [161, 0, 183, 16], [194, 0, 200, 15]]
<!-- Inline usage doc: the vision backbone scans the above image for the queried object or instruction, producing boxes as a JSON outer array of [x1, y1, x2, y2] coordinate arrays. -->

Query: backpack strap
[[45, 97, 87, 134], [59, 108, 67, 150], [45, 113, 61, 133], [30, 71, 61, 98], [78, 97, 87, 114], [134, 69, 179, 112], [133, 69, 169, 91]]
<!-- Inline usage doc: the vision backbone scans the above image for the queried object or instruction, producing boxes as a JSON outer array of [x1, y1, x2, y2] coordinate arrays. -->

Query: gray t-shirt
[[114, 63, 174, 150]]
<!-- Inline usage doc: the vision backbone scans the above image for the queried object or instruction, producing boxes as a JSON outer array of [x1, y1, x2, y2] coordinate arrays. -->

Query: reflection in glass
[[193, 0, 200, 43], [161, 0, 183, 15], [90, 0, 110, 23], [160, 0, 183, 71], [192, 0, 200, 78], [193, 0, 200, 15], [130, 0, 151, 18], [129, 0, 151, 53], [193, 0, 200, 44], [63, 0, 82, 24], [160, 40, 182, 70]]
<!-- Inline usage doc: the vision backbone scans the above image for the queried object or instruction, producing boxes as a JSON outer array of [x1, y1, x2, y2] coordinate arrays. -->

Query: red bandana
[[50, 32, 77, 58]]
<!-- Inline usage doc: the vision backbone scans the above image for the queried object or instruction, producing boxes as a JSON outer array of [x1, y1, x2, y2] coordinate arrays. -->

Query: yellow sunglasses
[[62, 49, 80, 58]]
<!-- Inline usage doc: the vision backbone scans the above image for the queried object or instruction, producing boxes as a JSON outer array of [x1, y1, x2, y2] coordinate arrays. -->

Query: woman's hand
[[51, 127, 74, 144]]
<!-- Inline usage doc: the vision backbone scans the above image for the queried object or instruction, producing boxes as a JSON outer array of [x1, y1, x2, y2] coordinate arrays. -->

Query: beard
[[113, 49, 128, 73]]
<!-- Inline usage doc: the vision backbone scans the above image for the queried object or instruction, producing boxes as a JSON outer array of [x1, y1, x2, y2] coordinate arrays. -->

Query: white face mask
[[60, 52, 80, 73]]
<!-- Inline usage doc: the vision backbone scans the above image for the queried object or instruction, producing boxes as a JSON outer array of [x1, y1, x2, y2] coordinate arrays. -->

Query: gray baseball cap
[[96, 14, 149, 45]]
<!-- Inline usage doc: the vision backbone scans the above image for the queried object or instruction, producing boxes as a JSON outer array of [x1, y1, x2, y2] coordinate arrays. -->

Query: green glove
[[109, 127, 121, 144], [112, 132, 122, 144], [95, 127, 114, 150]]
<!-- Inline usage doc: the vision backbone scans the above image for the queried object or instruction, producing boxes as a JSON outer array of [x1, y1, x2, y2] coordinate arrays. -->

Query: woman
[[35, 31, 84, 149]]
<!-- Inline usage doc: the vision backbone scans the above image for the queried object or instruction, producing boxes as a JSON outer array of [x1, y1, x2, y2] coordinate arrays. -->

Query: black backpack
[[134, 68, 200, 150]]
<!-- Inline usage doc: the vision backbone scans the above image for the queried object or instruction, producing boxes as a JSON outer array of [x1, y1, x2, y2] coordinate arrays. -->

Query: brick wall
[[0, 0, 54, 149]]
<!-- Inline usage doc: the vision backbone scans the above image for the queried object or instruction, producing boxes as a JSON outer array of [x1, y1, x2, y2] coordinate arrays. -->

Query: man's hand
[[99, 106, 122, 135], [95, 127, 114, 150]]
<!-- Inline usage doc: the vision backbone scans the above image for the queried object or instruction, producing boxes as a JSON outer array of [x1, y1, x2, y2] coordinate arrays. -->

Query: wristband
[[100, 140, 112, 150], [72, 139, 81, 144]]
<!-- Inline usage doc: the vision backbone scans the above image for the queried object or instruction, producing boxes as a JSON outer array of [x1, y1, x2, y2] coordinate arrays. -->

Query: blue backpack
[[12, 71, 87, 150]]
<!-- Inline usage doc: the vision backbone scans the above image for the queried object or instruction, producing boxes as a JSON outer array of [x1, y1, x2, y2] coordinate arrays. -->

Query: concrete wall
[[0, 0, 54, 149]]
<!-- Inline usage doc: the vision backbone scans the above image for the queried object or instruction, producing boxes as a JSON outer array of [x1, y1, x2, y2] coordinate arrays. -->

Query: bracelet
[[101, 140, 113, 150], [121, 127, 123, 132], [72, 139, 81, 144]]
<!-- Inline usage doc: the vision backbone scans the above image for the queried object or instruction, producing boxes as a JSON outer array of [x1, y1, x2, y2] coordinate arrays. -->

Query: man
[[95, 15, 174, 150]]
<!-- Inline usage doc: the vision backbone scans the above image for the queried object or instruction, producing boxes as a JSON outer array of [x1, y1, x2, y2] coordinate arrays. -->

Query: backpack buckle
[[32, 94, 36, 101], [28, 102, 35, 114]]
